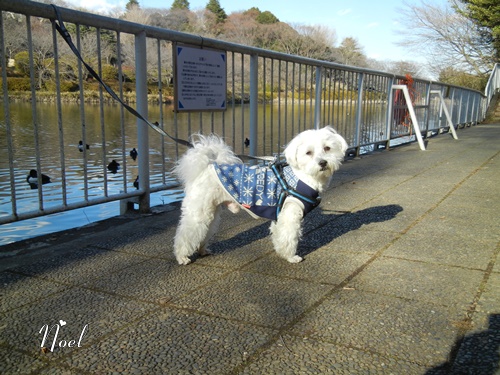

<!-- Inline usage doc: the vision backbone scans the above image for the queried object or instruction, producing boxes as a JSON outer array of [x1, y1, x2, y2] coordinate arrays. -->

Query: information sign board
[[174, 44, 227, 112]]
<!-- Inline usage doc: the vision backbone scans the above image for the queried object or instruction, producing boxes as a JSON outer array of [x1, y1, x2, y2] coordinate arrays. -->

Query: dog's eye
[[306, 150, 313, 156], [324, 146, 331, 152]]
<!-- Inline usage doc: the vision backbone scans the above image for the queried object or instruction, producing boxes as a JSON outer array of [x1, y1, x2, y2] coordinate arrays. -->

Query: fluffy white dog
[[173, 126, 348, 265]]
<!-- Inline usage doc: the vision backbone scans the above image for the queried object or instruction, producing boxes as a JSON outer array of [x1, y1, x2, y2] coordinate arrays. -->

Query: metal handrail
[[0, 0, 493, 229]]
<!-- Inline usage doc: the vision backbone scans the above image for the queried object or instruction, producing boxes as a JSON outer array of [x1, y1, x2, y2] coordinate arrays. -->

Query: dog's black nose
[[319, 160, 327, 169]]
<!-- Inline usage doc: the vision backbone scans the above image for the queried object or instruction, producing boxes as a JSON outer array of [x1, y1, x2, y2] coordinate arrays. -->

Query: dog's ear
[[284, 134, 300, 167], [323, 125, 336, 134], [324, 126, 348, 155], [333, 133, 348, 155]]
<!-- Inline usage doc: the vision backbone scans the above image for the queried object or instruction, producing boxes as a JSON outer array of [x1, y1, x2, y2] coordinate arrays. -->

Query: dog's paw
[[287, 255, 303, 263], [176, 256, 192, 265]]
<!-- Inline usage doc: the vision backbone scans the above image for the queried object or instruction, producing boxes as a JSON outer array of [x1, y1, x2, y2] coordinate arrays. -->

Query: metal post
[[354, 72, 364, 153], [393, 85, 426, 150], [457, 89, 464, 126], [423, 81, 431, 136], [385, 76, 395, 148], [430, 90, 458, 139], [249, 54, 258, 158], [135, 31, 150, 213], [314, 66, 322, 129]]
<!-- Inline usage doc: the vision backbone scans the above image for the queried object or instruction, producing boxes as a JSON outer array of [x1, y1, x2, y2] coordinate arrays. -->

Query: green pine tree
[[459, 0, 500, 59], [126, 0, 140, 11], [206, 0, 227, 24], [256, 10, 279, 24], [171, 0, 190, 10]]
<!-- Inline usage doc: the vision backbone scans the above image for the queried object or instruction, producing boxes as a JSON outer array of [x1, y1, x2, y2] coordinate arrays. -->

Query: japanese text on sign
[[174, 44, 227, 112]]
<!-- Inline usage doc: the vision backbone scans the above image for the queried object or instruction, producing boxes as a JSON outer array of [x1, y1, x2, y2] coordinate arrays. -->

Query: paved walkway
[[1, 124, 499, 374]]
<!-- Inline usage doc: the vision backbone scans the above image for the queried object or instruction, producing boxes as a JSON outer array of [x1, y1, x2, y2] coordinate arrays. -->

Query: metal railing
[[485, 63, 500, 108], [0, 0, 493, 226]]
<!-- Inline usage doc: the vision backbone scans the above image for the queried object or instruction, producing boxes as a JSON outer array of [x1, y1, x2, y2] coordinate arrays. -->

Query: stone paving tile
[[448, 312, 500, 374], [139, 207, 181, 231], [304, 204, 406, 247], [340, 172, 412, 193], [209, 222, 271, 254], [289, 290, 461, 367], [439, 192, 498, 211], [324, 187, 376, 212], [37, 364, 89, 375], [301, 206, 349, 234], [0, 271, 69, 313], [239, 334, 426, 375], [384, 232, 497, 270], [9, 246, 148, 286], [93, 226, 176, 259], [477, 272, 500, 314], [430, 195, 500, 220], [63, 308, 276, 374], [494, 259, 500, 274], [1, 286, 157, 358], [455, 175, 500, 198], [195, 238, 274, 269], [307, 227, 400, 255], [364, 192, 442, 226], [347, 257, 484, 313], [172, 271, 335, 329], [1, 125, 498, 374], [216, 207, 265, 233], [86, 259, 228, 304], [353, 201, 428, 234], [419, 162, 477, 184], [406, 213, 500, 242], [0, 346, 48, 375], [242, 247, 373, 285], [425, 199, 500, 233]]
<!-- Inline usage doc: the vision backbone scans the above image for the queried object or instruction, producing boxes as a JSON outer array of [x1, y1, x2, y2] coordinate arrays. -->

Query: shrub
[[43, 79, 79, 92], [13, 51, 30, 77], [1, 77, 32, 91], [121, 66, 135, 83], [101, 64, 118, 80]]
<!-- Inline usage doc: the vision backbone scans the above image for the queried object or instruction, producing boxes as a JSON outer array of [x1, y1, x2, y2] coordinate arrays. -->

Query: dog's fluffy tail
[[173, 134, 242, 186]]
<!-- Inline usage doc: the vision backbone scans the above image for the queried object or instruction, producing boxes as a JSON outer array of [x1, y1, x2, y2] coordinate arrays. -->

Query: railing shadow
[[426, 314, 500, 374], [210, 204, 403, 256]]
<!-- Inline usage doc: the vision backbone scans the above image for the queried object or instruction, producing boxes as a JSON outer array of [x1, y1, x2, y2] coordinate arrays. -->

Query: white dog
[[173, 126, 348, 265]]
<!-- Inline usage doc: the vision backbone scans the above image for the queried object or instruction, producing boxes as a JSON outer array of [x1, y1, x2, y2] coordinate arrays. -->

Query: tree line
[[1, 0, 497, 96]]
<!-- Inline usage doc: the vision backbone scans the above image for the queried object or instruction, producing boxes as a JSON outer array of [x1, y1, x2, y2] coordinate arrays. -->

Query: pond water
[[0, 100, 388, 245]]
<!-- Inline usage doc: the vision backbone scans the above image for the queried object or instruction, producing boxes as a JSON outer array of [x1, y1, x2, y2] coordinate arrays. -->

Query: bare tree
[[397, 0, 495, 77], [28, 19, 54, 89], [284, 24, 337, 60], [389, 60, 424, 77], [221, 11, 259, 46], [2, 12, 27, 61], [187, 8, 218, 37]]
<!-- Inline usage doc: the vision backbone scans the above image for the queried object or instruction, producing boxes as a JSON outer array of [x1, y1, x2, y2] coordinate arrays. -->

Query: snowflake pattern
[[214, 163, 299, 207]]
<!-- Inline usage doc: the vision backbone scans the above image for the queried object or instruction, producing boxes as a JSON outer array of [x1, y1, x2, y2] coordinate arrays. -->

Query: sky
[[64, 0, 447, 64]]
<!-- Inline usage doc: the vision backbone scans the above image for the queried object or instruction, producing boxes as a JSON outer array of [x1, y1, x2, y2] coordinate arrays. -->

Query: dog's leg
[[199, 205, 222, 256], [174, 202, 218, 265], [270, 201, 304, 263]]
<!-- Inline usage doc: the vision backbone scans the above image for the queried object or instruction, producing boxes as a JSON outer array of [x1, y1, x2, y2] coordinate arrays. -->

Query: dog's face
[[284, 126, 348, 181]]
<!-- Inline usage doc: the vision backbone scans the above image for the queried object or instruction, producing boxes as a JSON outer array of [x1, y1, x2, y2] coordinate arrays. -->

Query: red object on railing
[[393, 74, 416, 134]]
